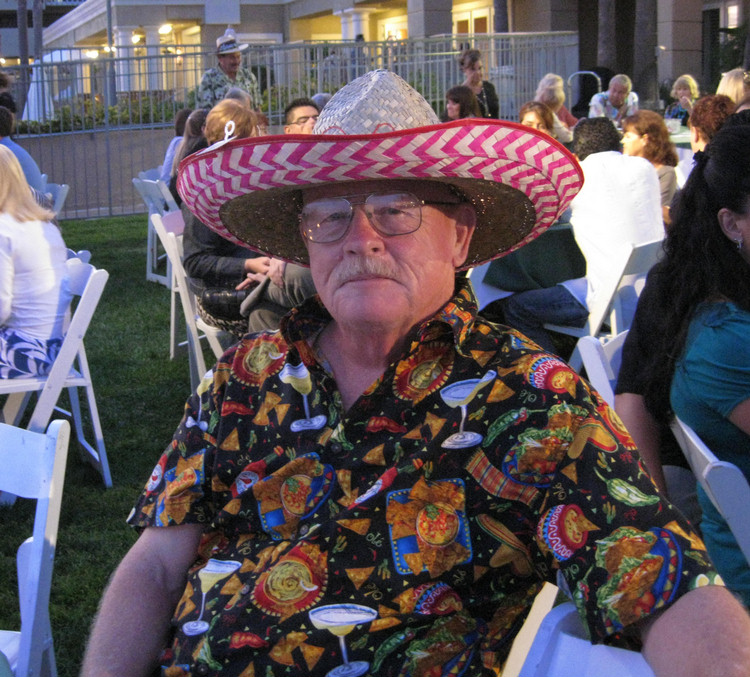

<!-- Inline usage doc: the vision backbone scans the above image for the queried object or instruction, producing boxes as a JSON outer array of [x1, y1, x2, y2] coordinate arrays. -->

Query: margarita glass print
[[182, 559, 242, 636], [440, 369, 497, 448], [308, 603, 378, 677], [281, 363, 327, 431]]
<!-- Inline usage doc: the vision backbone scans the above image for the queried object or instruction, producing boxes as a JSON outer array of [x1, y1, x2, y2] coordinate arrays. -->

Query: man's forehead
[[290, 106, 319, 120], [302, 179, 460, 203]]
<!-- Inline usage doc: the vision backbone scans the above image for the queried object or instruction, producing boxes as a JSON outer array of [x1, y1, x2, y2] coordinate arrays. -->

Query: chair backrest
[[586, 238, 663, 337], [151, 211, 209, 389], [45, 183, 70, 216], [466, 261, 505, 311], [576, 331, 628, 406], [138, 166, 162, 181], [669, 417, 750, 566], [0, 419, 71, 677], [26, 259, 109, 433], [520, 602, 654, 677], [66, 248, 92, 264], [132, 177, 178, 216]]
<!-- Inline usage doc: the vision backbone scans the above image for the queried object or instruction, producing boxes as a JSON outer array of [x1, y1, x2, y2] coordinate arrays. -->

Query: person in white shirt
[[0, 145, 72, 377], [500, 117, 663, 353]]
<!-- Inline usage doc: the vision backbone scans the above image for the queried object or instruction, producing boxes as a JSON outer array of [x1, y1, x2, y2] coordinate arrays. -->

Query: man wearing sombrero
[[82, 71, 750, 677], [196, 27, 260, 110]]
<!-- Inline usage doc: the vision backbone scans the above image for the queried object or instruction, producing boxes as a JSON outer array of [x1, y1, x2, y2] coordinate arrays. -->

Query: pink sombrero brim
[[177, 119, 583, 269]]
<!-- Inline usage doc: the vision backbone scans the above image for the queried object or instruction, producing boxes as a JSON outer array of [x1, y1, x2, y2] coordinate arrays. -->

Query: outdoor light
[[131, 33, 141, 44], [85, 50, 99, 59], [158, 24, 173, 35]]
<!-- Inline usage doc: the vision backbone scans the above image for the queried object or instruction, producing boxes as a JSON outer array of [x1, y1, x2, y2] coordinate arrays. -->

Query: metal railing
[[6, 32, 578, 219]]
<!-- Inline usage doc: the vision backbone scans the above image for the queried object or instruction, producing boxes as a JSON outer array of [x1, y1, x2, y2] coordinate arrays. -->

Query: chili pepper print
[[594, 468, 660, 507]]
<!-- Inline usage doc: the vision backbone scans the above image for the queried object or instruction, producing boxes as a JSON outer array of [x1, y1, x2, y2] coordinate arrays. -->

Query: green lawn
[[0, 215, 198, 677]]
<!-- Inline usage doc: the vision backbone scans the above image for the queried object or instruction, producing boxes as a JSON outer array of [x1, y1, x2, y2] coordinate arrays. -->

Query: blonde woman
[[716, 67, 750, 104], [534, 72, 577, 142], [664, 74, 699, 125], [0, 145, 72, 378]]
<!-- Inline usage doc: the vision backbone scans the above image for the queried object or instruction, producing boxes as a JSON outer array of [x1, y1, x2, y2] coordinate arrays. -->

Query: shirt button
[[194, 663, 210, 676], [330, 442, 342, 454]]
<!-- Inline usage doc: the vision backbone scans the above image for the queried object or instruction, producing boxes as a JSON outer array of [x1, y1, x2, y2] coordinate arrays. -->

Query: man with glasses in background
[[81, 71, 750, 677], [283, 97, 321, 135]]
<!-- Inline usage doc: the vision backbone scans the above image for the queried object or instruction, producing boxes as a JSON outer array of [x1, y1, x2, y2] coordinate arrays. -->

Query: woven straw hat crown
[[313, 69, 439, 134]]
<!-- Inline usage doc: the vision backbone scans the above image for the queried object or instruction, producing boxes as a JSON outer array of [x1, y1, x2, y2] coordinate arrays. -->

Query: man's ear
[[717, 207, 743, 245], [452, 204, 476, 268]]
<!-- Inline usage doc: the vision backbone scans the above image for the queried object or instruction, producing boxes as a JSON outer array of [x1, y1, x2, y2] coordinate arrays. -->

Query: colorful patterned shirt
[[196, 66, 260, 110], [588, 91, 639, 121], [129, 277, 717, 677]]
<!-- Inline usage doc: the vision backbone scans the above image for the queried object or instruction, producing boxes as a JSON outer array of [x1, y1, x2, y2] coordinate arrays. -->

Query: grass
[[0, 215, 197, 677]]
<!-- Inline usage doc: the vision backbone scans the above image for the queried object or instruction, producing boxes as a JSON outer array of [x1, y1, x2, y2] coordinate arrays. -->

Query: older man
[[81, 72, 750, 677], [588, 73, 639, 123], [196, 28, 260, 110]]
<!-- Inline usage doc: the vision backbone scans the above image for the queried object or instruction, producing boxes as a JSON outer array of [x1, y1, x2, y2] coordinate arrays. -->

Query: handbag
[[199, 287, 251, 321]]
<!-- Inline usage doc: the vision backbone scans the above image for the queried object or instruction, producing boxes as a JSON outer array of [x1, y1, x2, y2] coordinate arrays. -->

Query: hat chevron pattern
[[178, 71, 583, 267]]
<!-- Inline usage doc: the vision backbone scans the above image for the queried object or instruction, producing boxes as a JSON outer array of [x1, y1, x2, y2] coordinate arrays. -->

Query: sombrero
[[178, 70, 583, 269], [216, 28, 248, 54]]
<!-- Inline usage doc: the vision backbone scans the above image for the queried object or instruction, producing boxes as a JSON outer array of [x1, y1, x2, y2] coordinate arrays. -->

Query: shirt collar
[[281, 276, 479, 358]]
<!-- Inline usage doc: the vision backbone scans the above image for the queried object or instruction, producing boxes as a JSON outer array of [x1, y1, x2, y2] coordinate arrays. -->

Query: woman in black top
[[458, 48, 499, 119]]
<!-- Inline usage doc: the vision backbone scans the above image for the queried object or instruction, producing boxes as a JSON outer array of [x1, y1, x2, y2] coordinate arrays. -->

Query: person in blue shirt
[[0, 106, 43, 192]]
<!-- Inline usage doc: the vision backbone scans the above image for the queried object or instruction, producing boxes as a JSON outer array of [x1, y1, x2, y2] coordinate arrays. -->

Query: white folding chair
[[38, 174, 47, 193], [670, 417, 750, 566], [150, 212, 225, 390], [519, 602, 654, 677], [65, 248, 91, 264], [138, 166, 162, 181], [0, 419, 71, 677], [132, 177, 178, 287], [576, 331, 629, 407], [466, 261, 507, 311], [44, 183, 70, 217], [544, 238, 663, 369], [0, 258, 111, 488]]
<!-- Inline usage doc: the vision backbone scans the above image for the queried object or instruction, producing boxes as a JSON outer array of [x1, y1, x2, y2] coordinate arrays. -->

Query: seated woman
[[664, 74, 700, 126], [0, 145, 72, 378], [440, 85, 481, 121], [619, 123, 750, 606], [181, 99, 270, 339], [533, 73, 575, 144], [622, 110, 679, 225], [518, 101, 555, 135]]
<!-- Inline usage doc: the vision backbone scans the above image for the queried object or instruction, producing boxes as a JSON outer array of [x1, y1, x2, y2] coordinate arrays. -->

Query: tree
[[33, 0, 43, 61], [597, 0, 617, 71]]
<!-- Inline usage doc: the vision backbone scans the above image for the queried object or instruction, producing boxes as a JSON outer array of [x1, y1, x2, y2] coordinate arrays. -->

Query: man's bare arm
[[641, 585, 750, 677], [80, 524, 204, 677]]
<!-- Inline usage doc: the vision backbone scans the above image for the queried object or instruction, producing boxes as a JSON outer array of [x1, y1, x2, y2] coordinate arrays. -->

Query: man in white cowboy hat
[[82, 71, 750, 677], [196, 27, 260, 110]]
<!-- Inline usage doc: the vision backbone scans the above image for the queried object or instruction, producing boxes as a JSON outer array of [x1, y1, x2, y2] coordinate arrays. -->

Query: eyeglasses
[[290, 114, 319, 126], [299, 191, 463, 243]]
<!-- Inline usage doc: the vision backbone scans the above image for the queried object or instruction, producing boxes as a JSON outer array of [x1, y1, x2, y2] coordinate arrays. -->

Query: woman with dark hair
[[457, 48, 499, 119], [518, 101, 555, 137], [440, 85, 481, 121], [169, 108, 209, 205], [622, 110, 679, 223], [616, 122, 750, 606]]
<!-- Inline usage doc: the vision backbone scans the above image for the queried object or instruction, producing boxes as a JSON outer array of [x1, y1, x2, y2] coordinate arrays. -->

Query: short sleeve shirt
[[196, 66, 261, 110], [588, 91, 639, 120], [671, 301, 750, 478], [129, 278, 717, 677]]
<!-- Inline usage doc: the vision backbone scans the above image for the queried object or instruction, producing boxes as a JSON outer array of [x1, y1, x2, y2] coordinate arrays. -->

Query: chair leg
[[67, 349, 112, 488], [1, 391, 33, 426]]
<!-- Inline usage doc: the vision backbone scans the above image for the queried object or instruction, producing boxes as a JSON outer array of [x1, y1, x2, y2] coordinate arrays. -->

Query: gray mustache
[[332, 258, 398, 286]]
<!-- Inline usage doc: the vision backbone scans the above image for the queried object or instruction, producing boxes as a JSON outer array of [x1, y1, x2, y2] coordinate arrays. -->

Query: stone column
[[145, 26, 161, 93], [113, 27, 134, 92], [407, 0, 452, 39], [656, 0, 702, 92]]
